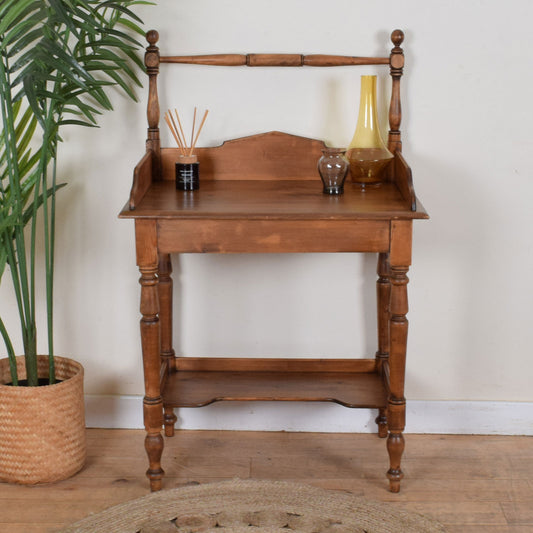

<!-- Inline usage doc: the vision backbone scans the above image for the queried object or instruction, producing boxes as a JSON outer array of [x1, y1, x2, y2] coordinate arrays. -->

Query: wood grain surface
[[1, 430, 531, 532]]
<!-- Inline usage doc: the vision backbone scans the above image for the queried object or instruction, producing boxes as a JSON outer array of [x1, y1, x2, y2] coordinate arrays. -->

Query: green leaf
[[116, 16, 145, 37], [63, 98, 102, 120], [18, 151, 41, 182], [82, 50, 141, 87], [38, 40, 93, 85], [22, 183, 67, 226], [48, 0, 82, 37], [96, 26, 140, 46], [58, 119, 99, 127], [80, 84, 114, 111], [103, 67, 138, 101], [96, 1, 144, 24], [46, 0, 99, 35], [21, 76, 45, 128], [0, 209, 20, 232], [0, 0, 41, 36], [14, 109, 38, 156], [119, 45, 145, 72], [1, 15, 46, 54], [0, 246, 7, 281]]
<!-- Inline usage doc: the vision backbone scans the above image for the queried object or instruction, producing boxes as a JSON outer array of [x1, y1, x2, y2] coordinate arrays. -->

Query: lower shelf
[[162, 368, 388, 409]]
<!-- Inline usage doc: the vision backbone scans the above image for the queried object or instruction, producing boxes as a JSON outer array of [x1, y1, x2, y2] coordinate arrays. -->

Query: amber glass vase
[[346, 75, 393, 188]]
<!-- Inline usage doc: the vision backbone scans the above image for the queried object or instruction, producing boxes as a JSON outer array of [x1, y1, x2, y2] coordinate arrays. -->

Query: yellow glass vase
[[346, 75, 393, 187]]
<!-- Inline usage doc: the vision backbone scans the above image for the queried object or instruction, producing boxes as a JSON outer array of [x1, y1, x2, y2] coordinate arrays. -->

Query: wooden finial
[[391, 29, 404, 48], [145, 30, 160, 72], [145, 30, 161, 179], [388, 29, 405, 156], [146, 30, 159, 46]]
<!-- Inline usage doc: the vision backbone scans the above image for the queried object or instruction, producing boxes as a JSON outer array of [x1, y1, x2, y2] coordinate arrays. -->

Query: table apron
[[156, 219, 391, 254]]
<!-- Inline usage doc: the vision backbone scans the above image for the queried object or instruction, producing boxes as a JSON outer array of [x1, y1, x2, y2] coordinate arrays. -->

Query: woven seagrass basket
[[0, 355, 86, 484]]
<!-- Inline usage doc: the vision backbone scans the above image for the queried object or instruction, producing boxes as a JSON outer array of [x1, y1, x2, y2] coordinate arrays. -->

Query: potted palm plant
[[0, 0, 150, 484]]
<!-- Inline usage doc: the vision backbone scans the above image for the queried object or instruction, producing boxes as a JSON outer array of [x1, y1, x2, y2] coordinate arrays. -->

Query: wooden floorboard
[[0, 430, 531, 532]]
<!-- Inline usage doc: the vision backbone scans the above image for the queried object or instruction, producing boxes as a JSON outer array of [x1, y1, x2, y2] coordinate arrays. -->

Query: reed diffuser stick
[[164, 107, 209, 157], [189, 110, 209, 156], [190, 106, 197, 150], [164, 113, 183, 151], [168, 111, 185, 151], [174, 110, 188, 152]]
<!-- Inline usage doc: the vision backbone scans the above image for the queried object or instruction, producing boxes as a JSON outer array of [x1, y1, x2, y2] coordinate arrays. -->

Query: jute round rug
[[60, 479, 446, 533]]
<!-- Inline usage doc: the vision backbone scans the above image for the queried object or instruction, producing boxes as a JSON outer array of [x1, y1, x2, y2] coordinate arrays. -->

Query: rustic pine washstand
[[119, 29, 428, 492]]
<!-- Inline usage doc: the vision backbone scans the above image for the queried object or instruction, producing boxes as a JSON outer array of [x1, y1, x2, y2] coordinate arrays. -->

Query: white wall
[[2, 1, 533, 432]]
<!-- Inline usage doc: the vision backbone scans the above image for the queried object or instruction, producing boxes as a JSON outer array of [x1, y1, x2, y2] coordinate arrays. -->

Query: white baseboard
[[85, 395, 533, 435]]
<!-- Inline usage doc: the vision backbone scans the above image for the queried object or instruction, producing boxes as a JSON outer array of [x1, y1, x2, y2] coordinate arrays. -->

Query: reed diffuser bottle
[[165, 107, 209, 191], [346, 75, 393, 188]]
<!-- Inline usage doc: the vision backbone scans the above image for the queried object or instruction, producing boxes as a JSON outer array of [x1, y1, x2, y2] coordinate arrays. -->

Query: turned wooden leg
[[164, 407, 177, 437], [375, 253, 390, 438], [375, 408, 388, 439], [144, 399, 165, 491], [387, 425, 405, 492], [158, 254, 177, 438], [137, 221, 164, 491], [387, 264, 409, 492], [140, 263, 164, 491], [386, 220, 412, 493]]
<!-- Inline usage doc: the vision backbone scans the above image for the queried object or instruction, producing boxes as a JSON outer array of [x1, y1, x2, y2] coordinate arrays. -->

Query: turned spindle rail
[[120, 29, 428, 493]]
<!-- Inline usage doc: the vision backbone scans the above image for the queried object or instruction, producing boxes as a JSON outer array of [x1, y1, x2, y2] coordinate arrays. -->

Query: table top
[[119, 180, 428, 221]]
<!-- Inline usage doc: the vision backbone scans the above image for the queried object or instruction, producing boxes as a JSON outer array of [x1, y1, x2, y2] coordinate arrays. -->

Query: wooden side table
[[119, 30, 428, 492]]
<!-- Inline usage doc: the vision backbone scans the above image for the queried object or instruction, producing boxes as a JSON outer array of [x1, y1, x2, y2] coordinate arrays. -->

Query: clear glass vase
[[346, 75, 393, 188], [317, 148, 349, 195]]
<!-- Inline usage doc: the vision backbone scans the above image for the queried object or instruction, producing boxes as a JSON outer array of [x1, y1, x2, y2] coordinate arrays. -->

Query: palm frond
[[1, 0, 151, 384]]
